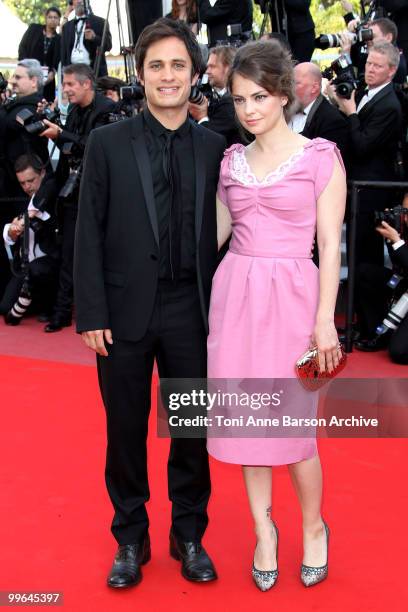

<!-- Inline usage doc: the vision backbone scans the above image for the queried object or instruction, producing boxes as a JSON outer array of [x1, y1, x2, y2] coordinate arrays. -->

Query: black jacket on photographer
[[0, 93, 50, 199], [54, 92, 116, 193]]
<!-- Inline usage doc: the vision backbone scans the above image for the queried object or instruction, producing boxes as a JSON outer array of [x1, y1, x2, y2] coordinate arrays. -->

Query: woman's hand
[[312, 320, 342, 373]]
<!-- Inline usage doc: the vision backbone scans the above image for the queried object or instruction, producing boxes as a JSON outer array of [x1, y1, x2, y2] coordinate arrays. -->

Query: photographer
[[340, 17, 407, 85], [39, 63, 115, 332], [61, 0, 112, 77], [198, 0, 253, 47], [0, 154, 59, 325], [354, 194, 408, 363], [332, 41, 403, 267], [18, 7, 62, 102], [0, 59, 49, 198], [189, 45, 242, 145]]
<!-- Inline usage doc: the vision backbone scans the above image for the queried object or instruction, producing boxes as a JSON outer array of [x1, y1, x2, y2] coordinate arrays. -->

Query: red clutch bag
[[295, 345, 347, 391]]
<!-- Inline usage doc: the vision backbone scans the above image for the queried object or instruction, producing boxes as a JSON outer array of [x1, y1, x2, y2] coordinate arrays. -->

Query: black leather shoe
[[169, 531, 217, 582], [355, 334, 389, 352], [44, 315, 72, 333], [107, 534, 151, 589]]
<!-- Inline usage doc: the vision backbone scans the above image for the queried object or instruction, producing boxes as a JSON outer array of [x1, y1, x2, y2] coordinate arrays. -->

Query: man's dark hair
[[97, 75, 126, 94], [63, 63, 96, 87], [14, 153, 45, 175], [135, 17, 204, 79], [370, 18, 398, 44], [46, 6, 62, 18]]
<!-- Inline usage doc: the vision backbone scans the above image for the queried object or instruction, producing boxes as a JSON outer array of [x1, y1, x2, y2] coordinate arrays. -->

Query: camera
[[0, 72, 8, 94], [189, 75, 214, 106], [16, 106, 61, 135], [315, 26, 373, 51], [374, 206, 408, 239], [59, 142, 83, 199], [322, 54, 360, 99]]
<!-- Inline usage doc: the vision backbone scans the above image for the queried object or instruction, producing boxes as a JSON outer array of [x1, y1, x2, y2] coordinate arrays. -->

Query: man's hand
[[81, 329, 113, 357], [341, 0, 353, 12], [84, 28, 96, 41], [339, 31, 353, 54], [335, 89, 357, 116], [8, 216, 24, 241], [376, 221, 401, 243], [189, 97, 209, 122], [40, 119, 62, 139]]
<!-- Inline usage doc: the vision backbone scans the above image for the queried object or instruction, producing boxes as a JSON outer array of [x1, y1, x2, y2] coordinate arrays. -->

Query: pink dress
[[207, 138, 344, 466]]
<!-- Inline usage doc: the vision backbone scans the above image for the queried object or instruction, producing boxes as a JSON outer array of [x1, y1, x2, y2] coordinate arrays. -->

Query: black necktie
[[162, 131, 180, 281]]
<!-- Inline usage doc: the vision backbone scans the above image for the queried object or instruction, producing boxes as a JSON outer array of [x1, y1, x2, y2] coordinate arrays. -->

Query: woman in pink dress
[[207, 41, 346, 590]]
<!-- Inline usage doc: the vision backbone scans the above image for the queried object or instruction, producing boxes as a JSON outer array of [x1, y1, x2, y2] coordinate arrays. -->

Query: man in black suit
[[333, 41, 403, 267], [18, 6, 61, 101], [61, 0, 112, 77], [198, 0, 253, 47], [290, 62, 348, 158], [0, 154, 59, 324], [189, 45, 242, 146], [74, 18, 225, 588]]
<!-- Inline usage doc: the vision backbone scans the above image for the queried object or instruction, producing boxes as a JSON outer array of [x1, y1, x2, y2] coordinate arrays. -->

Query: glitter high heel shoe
[[252, 521, 279, 591], [300, 520, 330, 587]]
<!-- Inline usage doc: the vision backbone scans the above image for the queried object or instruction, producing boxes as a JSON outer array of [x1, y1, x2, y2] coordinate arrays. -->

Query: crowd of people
[[0, 0, 408, 592]]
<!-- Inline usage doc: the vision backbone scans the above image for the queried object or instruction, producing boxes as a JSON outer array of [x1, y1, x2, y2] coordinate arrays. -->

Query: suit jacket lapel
[[130, 116, 159, 246], [191, 122, 206, 245], [358, 83, 393, 118]]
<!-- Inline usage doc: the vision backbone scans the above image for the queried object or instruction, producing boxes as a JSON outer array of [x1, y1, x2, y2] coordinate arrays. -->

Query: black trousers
[[289, 30, 315, 63], [53, 201, 77, 318], [0, 255, 58, 315], [97, 281, 210, 545], [355, 262, 408, 364]]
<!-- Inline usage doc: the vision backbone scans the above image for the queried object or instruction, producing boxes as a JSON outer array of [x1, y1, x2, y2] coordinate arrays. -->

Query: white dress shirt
[[71, 18, 91, 65], [356, 81, 390, 113], [3, 197, 50, 263], [289, 100, 315, 134]]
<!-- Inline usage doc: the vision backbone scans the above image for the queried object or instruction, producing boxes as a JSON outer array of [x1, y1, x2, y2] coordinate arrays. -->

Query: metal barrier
[[345, 180, 408, 353]]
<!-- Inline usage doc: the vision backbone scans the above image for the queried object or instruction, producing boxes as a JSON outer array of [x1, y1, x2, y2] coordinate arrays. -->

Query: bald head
[[294, 62, 322, 109]]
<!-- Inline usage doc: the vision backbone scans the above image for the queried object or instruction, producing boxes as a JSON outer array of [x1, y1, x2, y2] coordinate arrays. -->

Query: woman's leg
[[242, 466, 277, 570], [288, 456, 327, 566]]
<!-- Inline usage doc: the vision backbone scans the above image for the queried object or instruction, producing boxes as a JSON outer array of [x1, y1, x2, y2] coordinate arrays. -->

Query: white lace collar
[[230, 145, 307, 187]]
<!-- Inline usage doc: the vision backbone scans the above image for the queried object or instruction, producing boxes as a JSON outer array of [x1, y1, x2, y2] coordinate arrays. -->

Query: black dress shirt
[[143, 108, 196, 281]]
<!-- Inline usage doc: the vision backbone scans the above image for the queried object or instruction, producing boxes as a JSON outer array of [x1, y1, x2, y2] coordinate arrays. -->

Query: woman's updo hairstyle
[[227, 40, 296, 121]]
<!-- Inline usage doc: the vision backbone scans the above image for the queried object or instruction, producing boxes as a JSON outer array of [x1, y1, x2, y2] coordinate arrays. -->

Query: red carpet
[[1, 320, 407, 611]]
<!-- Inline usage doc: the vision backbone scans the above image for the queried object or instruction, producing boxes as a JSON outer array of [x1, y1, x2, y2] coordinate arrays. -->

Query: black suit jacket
[[61, 15, 112, 77], [74, 114, 226, 341], [346, 83, 402, 188], [302, 95, 348, 159], [198, 0, 252, 46]]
